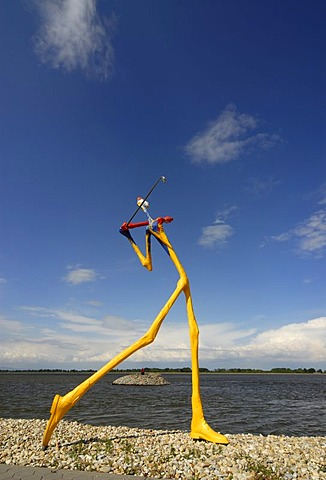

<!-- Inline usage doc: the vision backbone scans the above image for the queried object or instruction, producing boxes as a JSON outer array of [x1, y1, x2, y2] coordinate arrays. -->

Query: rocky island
[[112, 372, 170, 386]]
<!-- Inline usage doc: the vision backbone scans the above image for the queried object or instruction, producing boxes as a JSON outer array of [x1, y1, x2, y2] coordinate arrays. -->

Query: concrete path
[[0, 464, 167, 480]]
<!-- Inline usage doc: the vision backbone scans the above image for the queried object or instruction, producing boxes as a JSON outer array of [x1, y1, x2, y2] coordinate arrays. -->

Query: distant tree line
[[212, 367, 325, 374], [1, 367, 325, 373]]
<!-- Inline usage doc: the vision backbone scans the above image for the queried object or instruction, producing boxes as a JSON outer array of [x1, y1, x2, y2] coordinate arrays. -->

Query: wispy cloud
[[245, 176, 281, 196], [184, 104, 281, 165], [198, 206, 236, 248], [270, 208, 326, 258], [0, 316, 26, 334], [63, 265, 99, 285], [1, 310, 325, 368], [32, 0, 116, 80], [17, 306, 144, 339], [1, 307, 147, 366], [319, 187, 326, 205], [137, 317, 326, 366], [85, 299, 103, 307]]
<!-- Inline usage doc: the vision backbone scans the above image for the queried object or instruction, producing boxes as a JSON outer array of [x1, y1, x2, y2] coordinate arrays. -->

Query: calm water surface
[[0, 373, 325, 436]]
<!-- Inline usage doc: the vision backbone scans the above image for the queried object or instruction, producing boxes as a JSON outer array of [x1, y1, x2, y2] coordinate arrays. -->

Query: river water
[[0, 373, 325, 436]]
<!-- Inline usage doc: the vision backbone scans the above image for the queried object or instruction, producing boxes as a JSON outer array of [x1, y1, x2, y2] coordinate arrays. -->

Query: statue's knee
[[142, 332, 155, 346], [177, 278, 187, 291]]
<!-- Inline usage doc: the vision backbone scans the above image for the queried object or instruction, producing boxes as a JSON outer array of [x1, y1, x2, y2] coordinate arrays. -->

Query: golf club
[[126, 176, 166, 226]]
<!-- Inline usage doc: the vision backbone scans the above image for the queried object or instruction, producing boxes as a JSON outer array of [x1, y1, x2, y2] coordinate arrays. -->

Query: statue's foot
[[191, 417, 229, 445], [42, 394, 64, 449]]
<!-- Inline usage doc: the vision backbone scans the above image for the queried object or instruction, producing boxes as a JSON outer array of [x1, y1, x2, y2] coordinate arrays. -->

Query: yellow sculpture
[[42, 178, 228, 448]]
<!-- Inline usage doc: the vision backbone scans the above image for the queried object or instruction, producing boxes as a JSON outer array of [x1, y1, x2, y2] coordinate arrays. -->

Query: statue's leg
[[42, 280, 184, 449], [184, 284, 229, 444]]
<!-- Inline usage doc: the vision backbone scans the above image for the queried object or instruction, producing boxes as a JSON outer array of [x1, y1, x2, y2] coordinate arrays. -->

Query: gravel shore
[[1, 418, 325, 479]]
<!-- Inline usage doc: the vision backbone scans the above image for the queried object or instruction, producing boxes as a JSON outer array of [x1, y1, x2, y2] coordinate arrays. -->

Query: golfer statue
[[42, 179, 228, 448]]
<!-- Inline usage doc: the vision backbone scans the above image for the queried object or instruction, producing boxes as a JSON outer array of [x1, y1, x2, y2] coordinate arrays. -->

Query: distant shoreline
[[0, 368, 325, 374]]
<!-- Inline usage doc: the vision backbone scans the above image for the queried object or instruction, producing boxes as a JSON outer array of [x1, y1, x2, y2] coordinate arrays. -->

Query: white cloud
[[17, 306, 139, 338], [134, 318, 326, 366], [198, 223, 234, 248], [0, 277, 7, 285], [32, 0, 116, 80], [184, 104, 281, 165], [0, 316, 26, 334], [319, 195, 326, 206], [294, 209, 326, 255], [307, 182, 326, 206], [63, 266, 98, 285], [1, 307, 144, 366], [271, 208, 326, 257], [269, 184, 326, 257], [1, 308, 325, 369], [239, 318, 326, 362], [198, 206, 236, 248]]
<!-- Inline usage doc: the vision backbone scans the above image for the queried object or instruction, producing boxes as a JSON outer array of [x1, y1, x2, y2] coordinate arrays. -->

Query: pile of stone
[[112, 372, 170, 386]]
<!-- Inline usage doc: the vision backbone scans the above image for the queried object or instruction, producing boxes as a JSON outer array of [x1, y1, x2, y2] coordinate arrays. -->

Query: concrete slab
[[0, 464, 168, 480]]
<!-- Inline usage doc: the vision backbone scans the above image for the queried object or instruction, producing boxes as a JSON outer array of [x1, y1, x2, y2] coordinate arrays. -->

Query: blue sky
[[0, 0, 325, 370]]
